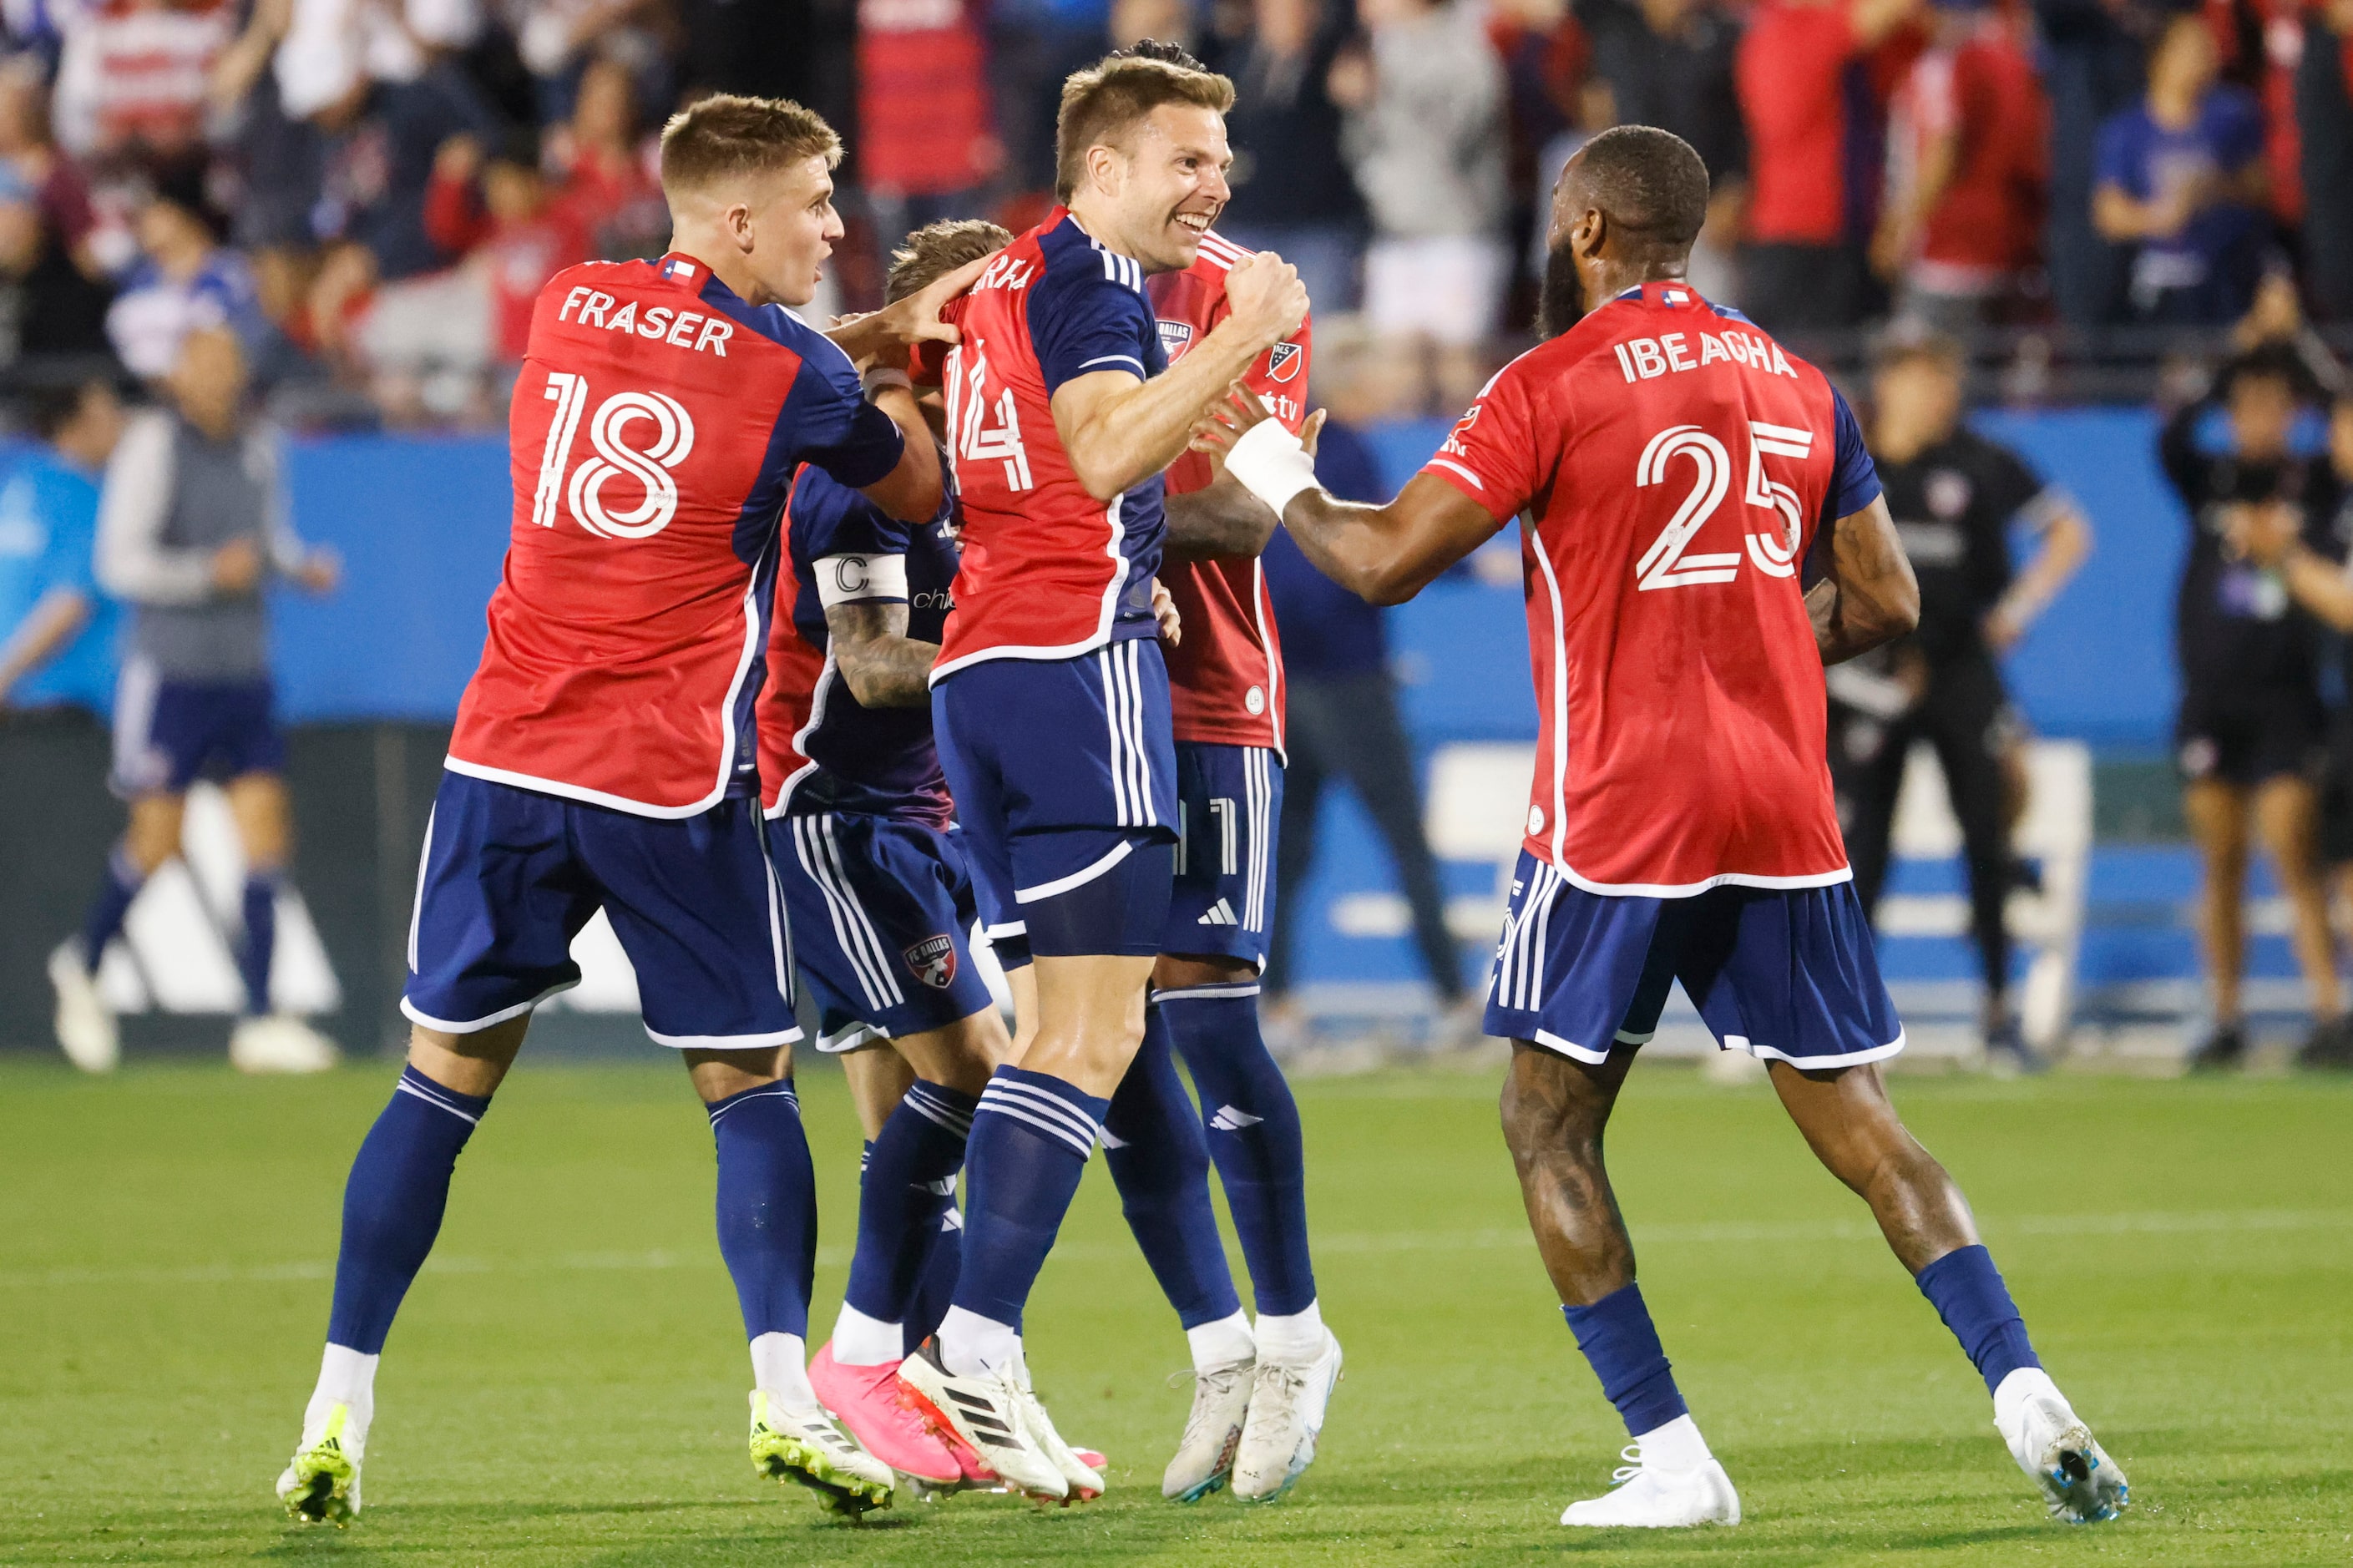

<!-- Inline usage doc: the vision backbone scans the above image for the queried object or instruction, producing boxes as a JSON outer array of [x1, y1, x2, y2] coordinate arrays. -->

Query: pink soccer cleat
[[809, 1342, 962, 1486]]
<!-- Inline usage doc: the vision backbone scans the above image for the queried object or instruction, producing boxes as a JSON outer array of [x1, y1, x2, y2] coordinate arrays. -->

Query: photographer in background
[[1829, 334, 2092, 1070]]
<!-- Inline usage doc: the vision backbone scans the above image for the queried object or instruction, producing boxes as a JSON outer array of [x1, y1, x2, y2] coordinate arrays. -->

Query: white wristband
[[1224, 415, 1318, 517], [863, 366, 913, 399]]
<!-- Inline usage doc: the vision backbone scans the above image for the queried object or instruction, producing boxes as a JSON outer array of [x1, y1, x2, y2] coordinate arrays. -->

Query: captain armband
[[815, 553, 910, 607]]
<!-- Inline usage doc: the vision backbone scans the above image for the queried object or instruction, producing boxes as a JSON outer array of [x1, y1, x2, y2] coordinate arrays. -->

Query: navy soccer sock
[[903, 1207, 963, 1350], [326, 1066, 491, 1354], [840, 1081, 974, 1357], [944, 1065, 1108, 1372], [1915, 1243, 2042, 1396], [1104, 1005, 1242, 1331], [78, 845, 143, 973], [708, 1080, 818, 1343], [1161, 984, 1318, 1318], [1563, 1282, 1691, 1438], [239, 873, 280, 1015]]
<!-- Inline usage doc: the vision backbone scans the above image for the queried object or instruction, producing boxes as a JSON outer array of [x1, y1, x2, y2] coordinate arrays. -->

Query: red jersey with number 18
[[1147, 229, 1310, 754], [445, 254, 906, 818], [1421, 283, 1882, 895]]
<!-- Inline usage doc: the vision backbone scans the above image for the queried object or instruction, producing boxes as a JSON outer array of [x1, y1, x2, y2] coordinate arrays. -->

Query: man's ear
[[1084, 142, 1122, 200], [723, 200, 756, 253], [1573, 206, 1607, 264]]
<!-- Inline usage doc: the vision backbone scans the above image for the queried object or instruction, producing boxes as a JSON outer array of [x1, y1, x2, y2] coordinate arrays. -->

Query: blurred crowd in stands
[[0, 0, 2350, 427]]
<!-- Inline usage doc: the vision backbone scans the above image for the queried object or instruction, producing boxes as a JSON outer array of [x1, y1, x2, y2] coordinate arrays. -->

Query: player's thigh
[[122, 791, 185, 873], [842, 1042, 918, 1141], [579, 797, 799, 1052], [408, 1013, 532, 1099], [224, 770, 291, 871], [773, 809, 1001, 1054], [1499, 1037, 1635, 1161], [1485, 850, 1675, 1062], [1024, 952, 1158, 1096], [1164, 742, 1282, 970], [1676, 883, 1905, 1069], [402, 773, 603, 1034]]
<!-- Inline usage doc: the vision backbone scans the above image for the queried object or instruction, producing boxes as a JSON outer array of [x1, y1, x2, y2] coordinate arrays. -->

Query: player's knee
[[1498, 1053, 1601, 1169]]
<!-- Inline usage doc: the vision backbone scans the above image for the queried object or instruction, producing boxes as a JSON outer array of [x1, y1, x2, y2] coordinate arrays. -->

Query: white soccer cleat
[[1559, 1446, 1741, 1528], [230, 1014, 341, 1075], [1006, 1346, 1104, 1500], [1994, 1368, 2129, 1524], [748, 1389, 895, 1516], [1163, 1358, 1252, 1501], [1231, 1329, 1342, 1503], [895, 1340, 1069, 1501], [276, 1402, 363, 1525], [49, 942, 118, 1073]]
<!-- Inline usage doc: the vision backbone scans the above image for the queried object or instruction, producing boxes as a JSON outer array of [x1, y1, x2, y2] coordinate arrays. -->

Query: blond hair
[[659, 94, 842, 197], [887, 218, 1014, 304]]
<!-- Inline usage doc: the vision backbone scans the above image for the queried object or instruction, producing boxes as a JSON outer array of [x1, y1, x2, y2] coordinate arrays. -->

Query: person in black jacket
[[2163, 341, 2349, 1068]]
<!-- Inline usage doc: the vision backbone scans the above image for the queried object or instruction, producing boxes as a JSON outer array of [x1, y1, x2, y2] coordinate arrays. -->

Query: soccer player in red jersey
[[892, 51, 1308, 1500], [1202, 127, 2127, 1530], [275, 96, 985, 1526]]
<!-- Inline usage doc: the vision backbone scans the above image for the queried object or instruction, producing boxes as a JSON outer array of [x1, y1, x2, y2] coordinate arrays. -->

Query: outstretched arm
[[1162, 411, 1327, 560], [1805, 494, 1920, 664], [1196, 387, 1496, 604]]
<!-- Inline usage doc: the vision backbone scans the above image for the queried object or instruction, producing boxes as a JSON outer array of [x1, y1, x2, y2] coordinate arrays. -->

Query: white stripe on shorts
[[793, 815, 903, 1011]]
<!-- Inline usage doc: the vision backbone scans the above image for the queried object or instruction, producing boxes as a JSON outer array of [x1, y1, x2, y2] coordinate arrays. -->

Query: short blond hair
[[659, 94, 841, 196], [1054, 51, 1235, 202], [887, 218, 1013, 304]]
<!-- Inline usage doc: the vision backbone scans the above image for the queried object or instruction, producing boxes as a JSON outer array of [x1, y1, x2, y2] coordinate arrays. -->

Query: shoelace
[[1610, 1442, 1644, 1487], [1175, 1363, 1252, 1452]]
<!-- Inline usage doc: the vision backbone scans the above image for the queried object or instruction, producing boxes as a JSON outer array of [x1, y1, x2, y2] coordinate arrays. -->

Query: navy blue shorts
[[1485, 851, 1904, 1069], [111, 662, 284, 796], [933, 640, 1177, 959], [403, 771, 797, 1048], [770, 807, 997, 1052], [1164, 741, 1283, 967]]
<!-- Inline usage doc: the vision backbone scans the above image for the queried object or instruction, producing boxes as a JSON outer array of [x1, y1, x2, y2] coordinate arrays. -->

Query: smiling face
[[1082, 103, 1232, 273]]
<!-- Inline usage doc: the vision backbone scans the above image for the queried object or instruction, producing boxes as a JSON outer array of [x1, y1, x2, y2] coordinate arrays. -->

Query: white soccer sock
[[938, 1305, 1020, 1377], [1253, 1298, 1325, 1365], [1186, 1309, 1257, 1371], [749, 1331, 820, 1409], [304, 1343, 377, 1454], [1634, 1413, 1713, 1470], [830, 1302, 905, 1368]]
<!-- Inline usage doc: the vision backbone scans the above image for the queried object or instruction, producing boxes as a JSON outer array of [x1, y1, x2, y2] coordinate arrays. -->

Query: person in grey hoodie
[[51, 324, 342, 1075]]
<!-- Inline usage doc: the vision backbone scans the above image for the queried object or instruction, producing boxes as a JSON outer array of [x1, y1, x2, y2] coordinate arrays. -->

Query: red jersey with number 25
[[1422, 283, 1882, 895], [1147, 230, 1310, 754], [447, 253, 905, 817]]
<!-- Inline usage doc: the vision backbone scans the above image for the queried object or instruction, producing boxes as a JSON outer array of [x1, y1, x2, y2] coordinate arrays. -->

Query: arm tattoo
[[824, 599, 939, 709]]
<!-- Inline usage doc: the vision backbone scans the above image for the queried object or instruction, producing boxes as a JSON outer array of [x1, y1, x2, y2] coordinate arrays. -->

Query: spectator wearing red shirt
[[2303, 0, 2353, 319], [1875, 0, 2048, 333], [421, 128, 589, 365], [1735, 0, 1923, 330], [856, 0, 1000, 243], [540, 58, 665, 260]]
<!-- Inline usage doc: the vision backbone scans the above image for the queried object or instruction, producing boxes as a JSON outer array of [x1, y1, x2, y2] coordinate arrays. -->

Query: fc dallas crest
[[903, 933, 957, 989], [1265, 341, 1303, 382]]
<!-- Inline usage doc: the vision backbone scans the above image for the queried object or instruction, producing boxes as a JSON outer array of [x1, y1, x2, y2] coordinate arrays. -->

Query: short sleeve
[[788, 466, 912, 565], [1420, 357, 1543, 524], [1026, 258, 1157, 397], [1824, 387, 1883, 520], [1983, 444, 2051, 526], [777, 323, 906, 490]]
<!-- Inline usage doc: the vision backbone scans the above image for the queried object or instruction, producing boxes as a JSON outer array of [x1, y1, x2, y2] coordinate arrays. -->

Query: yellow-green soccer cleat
[[749, 1389, 896, 1518], [276, 1404, 362, 1525]]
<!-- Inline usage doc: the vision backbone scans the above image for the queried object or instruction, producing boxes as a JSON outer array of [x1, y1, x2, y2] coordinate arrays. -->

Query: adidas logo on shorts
[[1197, 898, 1238, 926]]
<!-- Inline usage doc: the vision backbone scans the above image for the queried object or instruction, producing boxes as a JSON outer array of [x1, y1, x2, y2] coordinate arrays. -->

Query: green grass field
[[3, 1056, 2349, 1565]]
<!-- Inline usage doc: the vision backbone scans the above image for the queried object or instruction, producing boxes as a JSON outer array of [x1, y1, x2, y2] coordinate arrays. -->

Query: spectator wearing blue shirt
[[0, 378, 125, 715], [1260, 409, 1471, 1036], [105, 167, 270, 383], [2092, 13, 2270, 324]]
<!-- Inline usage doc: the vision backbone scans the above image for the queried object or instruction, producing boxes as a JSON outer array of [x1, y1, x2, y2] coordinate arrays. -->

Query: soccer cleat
[[895, 1338, 1068, 1501], [1559, 1447, 1741, 1528], [807, 1341, 961, 1486], [1231, 1330, 1342, 1503], [748, 1389, 895, 1517], [2298, 1016, 2353, 1070], [1006, 1347, 1103, 1500], [1994, 1369, 2129, 1525], [1162, 1357, 1252, 1501], [230, 1014, 342, 1075], [2186, 1024, 2244, 1073], [49, 942, 118, 1074], [276, 1402, 362, 1525]]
